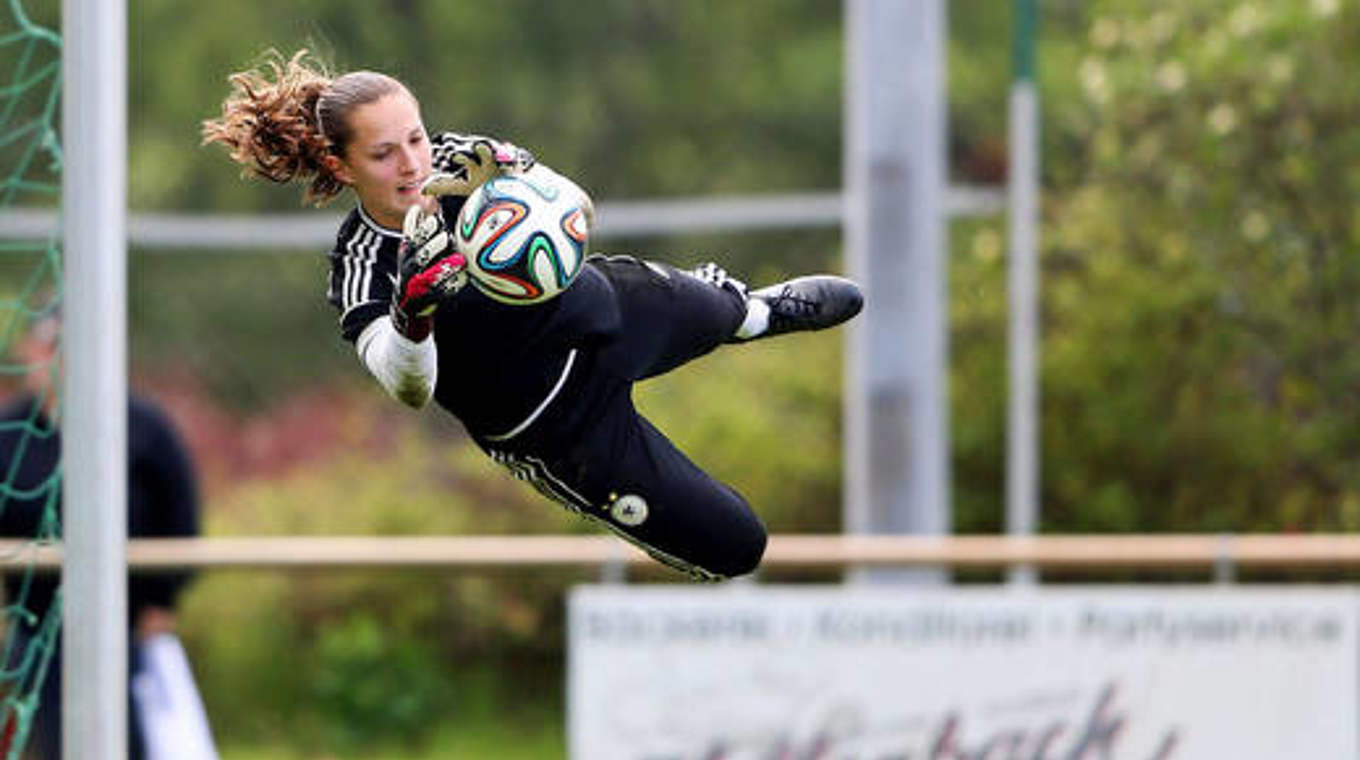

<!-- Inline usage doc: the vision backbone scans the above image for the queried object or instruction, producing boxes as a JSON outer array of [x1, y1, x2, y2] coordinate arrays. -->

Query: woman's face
[[331, 91, 434, 230]]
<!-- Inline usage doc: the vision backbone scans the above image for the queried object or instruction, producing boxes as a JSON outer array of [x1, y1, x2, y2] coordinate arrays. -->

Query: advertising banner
[[568, 586, 1357, 760]]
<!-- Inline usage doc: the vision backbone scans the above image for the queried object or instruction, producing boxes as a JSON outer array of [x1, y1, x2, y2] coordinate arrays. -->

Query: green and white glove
[[421, 138, 536, 197]]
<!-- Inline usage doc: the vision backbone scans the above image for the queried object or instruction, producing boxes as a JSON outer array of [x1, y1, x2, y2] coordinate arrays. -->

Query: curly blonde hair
[[202, 49, 407, 206]]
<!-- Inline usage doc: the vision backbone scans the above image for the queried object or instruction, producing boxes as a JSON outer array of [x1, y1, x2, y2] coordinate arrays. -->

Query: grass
[[218, 663, 567, 759]]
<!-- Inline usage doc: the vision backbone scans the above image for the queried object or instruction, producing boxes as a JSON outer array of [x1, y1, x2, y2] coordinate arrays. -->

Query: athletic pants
[[479, 255, 767, 580]]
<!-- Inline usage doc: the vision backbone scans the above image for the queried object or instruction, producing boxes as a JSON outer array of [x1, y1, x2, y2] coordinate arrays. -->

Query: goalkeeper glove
[[421, 138, 536, 197], [391, 204, 466, 341]]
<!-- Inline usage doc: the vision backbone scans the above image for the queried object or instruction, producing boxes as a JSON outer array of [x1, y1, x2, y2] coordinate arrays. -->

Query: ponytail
[[202, 50, 345, 205]]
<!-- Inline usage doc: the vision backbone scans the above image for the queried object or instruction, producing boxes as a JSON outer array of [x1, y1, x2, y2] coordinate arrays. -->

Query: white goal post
[[61, 1, 128, 758]]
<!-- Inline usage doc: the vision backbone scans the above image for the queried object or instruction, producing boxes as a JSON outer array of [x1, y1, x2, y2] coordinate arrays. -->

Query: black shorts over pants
[[477, 255, 766, 580]]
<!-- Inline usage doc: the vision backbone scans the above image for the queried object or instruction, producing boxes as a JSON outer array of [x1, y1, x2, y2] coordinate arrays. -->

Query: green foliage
[[178, 421, 581, 751], [637, 328, 846, 533], [129, 252, 360, 410], [953, 0, 1360, 535], [310, 613, 451, 752], [944, 1, 1360, 539], [140, 0, 845, 215], [949, 218, 1009, 534]]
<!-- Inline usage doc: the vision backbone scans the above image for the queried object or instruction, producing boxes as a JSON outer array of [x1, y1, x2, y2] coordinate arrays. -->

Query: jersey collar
[[356, 203, 404, 239]]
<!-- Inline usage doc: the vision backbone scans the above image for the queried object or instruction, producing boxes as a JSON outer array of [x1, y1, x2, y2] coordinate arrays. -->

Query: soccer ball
[[454, 164, 592, 305]]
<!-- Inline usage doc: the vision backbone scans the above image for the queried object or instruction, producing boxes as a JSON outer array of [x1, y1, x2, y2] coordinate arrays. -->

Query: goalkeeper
[[203, 50, 862, 580]]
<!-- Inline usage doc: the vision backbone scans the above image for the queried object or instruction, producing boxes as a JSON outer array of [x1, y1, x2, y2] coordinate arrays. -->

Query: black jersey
[[325, 132, 621, 440]]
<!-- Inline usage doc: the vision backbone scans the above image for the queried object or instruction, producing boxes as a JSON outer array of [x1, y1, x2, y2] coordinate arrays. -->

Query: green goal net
[[0, 0, 63, 756]]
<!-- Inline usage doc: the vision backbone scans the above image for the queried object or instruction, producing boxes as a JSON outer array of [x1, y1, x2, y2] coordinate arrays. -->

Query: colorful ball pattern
[[454, 166, 591, 305]]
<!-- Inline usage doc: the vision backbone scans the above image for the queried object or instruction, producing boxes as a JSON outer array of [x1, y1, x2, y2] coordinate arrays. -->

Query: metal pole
[[844, 0, 950, 584], [61, 0, 128, 757], [1006, 0, 1041, 585]]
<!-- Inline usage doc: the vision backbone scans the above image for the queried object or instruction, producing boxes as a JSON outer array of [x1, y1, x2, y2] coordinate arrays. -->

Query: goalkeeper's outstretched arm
[[355, 315, 437, 409], [356, 204, 467, 410]]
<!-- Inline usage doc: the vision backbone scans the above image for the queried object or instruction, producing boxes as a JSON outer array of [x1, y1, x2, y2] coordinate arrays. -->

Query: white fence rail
[[1, 533, 1355, 573], [0, 187, 1004, 250]]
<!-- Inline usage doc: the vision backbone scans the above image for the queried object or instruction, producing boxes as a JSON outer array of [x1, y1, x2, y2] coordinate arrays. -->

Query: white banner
[[569, 586, 1358, 760]]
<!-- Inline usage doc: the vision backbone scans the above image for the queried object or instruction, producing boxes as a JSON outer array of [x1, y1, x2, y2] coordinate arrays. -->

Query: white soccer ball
[[454, 164, 592, 306]]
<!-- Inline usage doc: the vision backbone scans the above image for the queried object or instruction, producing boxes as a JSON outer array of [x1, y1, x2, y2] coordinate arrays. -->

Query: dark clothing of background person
[[0, 393, 201, 760]]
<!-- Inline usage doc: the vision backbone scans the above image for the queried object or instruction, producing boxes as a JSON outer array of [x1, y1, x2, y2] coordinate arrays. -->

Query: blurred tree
[[135, 0, 844, 212], [951, 0, 1360, 535]]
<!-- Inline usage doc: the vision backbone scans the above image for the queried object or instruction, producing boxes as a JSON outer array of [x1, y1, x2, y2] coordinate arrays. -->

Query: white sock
[[734, 297, 770, 339]]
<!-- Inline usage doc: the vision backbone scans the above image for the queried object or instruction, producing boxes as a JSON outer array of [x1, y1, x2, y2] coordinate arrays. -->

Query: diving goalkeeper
[[203, 50, 862, 580]]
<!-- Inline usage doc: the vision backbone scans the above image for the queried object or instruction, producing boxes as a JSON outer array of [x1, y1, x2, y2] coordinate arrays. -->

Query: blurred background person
[[0, 308, 216, 760]]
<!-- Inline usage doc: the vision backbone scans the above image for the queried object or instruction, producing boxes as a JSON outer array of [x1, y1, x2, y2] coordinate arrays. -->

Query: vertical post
[[61, 0, 127, 758], [844, 0, 950, 584], [1006, 0, 1041, 585]]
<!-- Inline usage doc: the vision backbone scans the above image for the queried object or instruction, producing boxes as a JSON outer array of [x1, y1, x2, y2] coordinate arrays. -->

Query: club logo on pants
[[609, 494, 649, 526]]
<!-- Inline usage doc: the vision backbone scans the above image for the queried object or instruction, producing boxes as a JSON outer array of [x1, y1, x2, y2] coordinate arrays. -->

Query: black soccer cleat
[[736, 275, 864, 341]]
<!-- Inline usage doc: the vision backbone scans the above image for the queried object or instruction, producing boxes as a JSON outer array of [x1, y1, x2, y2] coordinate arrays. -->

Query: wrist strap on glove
[[391, 204, 466, 341]]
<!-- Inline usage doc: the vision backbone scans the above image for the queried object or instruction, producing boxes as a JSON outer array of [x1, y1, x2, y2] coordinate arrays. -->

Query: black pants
[[480, 256, 767, 580]]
